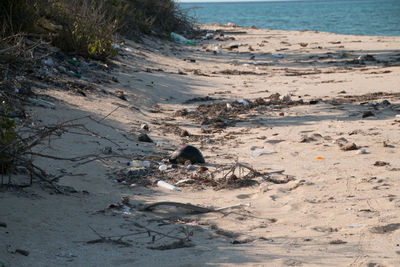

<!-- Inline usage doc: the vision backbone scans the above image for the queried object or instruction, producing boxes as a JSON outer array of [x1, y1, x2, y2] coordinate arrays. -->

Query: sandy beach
[[1, 24, 400, 266]]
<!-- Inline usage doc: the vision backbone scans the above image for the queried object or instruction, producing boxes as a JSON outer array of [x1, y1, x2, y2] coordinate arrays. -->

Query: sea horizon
[[179, 0, 400, 36]]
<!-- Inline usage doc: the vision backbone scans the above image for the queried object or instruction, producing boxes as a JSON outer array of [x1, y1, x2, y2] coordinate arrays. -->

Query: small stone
[[362, 111, 374, 118], [121, 196, 130, 205], [341, 143, 358, 151], [180, 129, 190, 137], [102, 146, 112, 155], [169, 145, 205, 164], [380, 100, 391, 106], [138, 133, 153, 143], [199, 166, 209, 172], [373, 161, 390, 167]]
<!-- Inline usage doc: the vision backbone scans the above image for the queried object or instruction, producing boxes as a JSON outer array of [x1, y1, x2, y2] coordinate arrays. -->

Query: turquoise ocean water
[[179, 0, 400, 36]]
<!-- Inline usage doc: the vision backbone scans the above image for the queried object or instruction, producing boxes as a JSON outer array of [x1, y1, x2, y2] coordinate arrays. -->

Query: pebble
[[138, 133, 153, 143], [169, 145, 205, 164]]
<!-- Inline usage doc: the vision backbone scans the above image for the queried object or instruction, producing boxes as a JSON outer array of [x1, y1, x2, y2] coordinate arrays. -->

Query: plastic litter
[[226, 103, 232, 109], [348, 223, 364, 228], [237, 99, 249, 106], [158, 164, 167, 171], [157, 180, 181, 191], [69, 71, 82, 78], [203, 33, 214, 40], [41, 58, 55, 67], [67, 58, 78, 66], [127, 160, 150, 168], [356, 149, 367, 155], [111, 42, 121, 49], [272, 53, 285, 59], [169, 145, 205, 164], [170, 32, 195, 45], [250, 150, 273, 157], [186, 164, 196, 171]]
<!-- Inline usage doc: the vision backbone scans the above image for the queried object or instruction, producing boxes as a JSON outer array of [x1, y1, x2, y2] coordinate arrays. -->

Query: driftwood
[[142, 201, 250, 214]]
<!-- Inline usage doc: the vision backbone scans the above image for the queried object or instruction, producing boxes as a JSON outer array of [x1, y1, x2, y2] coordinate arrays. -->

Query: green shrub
[[47, 0, 117, 58]]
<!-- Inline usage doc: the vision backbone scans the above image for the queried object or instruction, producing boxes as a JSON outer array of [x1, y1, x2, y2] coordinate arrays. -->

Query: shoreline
[[1, 25, 400, 266], [200, 22, 400, 38]]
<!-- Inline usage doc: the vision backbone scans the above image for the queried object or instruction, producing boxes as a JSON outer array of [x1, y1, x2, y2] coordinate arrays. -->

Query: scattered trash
[[348, 223, 364, 228], [67, 58, 78, 66], [126, 168, 147, 178], [157, 180, 181, 191], [358, 54, 376, 61], [186, 165, 196, 171], [156, 141, 163, 147], [169, 145, 205, 164], [250, 149, 273, 157], [203, 33, 214, 40], [124, 47, 133, 52], [127, 160, 150, 168], [316, 156, 323, 160], [158, 164, 168, 171], [237, 99, 249, 106], [111, 42, 121, 49], [138, 133, 153, 143], [272, 53, 285, 59], [41, 58, 55, 67], [226, 103, 232, 109], [299, 42, 308, 47], [69, 71, 82, 79], [356, 149, 367, 154], [170, 32, 195, 45], [339, 52, 352, 58], [140, 123, 149, 131], [176, 178, 196, 185]]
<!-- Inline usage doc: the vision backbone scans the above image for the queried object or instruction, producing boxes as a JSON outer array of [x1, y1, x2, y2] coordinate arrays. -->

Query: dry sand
[[1, 25, 400, 266]]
